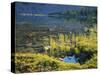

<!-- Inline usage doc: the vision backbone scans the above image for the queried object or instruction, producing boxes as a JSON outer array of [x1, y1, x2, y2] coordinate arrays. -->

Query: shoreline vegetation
[[13, 25, 97, 73]]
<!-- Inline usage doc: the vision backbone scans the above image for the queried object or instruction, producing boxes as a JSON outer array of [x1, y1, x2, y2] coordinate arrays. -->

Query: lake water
[[16, 15, 89, 34]]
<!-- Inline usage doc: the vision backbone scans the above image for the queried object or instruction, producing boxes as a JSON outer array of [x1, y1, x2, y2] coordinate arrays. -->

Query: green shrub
[[14, 53, 81, 73]]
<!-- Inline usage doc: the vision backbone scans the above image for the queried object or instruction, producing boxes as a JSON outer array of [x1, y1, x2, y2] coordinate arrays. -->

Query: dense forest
[[12, 3, 97, 73]]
